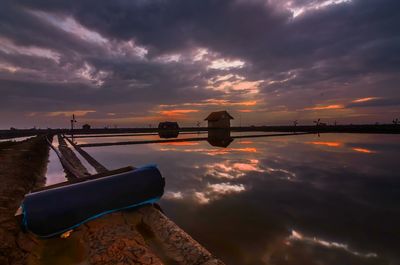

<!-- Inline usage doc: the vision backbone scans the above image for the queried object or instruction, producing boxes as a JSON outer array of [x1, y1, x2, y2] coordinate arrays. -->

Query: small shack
[[158, 121, 179, 139], [82, 124, 91, 130], [158, 122, 179, 130], [204, 111, 234, 129]]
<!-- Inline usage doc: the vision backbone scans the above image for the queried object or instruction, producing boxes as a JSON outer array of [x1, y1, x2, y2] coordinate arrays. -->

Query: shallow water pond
[[81, 133, 400, 265]]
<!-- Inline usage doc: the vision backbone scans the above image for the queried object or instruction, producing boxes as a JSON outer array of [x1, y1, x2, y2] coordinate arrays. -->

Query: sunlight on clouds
[[208, 58, 245, 70], [0, 63, 19, 73], [189, 99, 258, 107], [46, 110, 96, 117], [76, 62, 110, 86], [85, 115, 162, 126], [0, 37, 60, 62], [352, 97, 380, 103], [33, 11, 148, 59], [207, 74, 263, 94], [109, 40, 148, 59], [304, 104, 344, 110], [158, 99, 257, 112], [155, 53, 182, 63], [283, 0, 352, 18], [157, 109, 199, 117], [267, 72, 297, 85], [193, 48, 209, 61], [35, 12, 107, 44]]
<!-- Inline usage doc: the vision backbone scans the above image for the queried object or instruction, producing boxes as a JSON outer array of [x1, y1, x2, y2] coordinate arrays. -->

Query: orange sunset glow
[[352, 147, 375, 154], [1, 1, 400, 265], [308, 141, 343, 147]]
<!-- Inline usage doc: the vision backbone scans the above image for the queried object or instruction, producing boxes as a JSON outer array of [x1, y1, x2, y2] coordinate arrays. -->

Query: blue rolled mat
[[21, 165, 165, 237]]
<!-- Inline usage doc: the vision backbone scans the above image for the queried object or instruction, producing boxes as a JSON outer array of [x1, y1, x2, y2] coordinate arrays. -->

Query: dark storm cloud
[[0, 0, 399, 127], [13, 0, 287, 55]]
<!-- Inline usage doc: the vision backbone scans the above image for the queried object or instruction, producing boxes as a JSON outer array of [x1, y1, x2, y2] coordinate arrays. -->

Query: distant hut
[[82, 124, 91, 130], [204, 111, 234, 129], [158, 121, 179, 139], [158, 121, 179, 130]]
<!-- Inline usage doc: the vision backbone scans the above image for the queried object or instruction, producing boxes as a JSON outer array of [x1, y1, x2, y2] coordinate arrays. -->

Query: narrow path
[[64, 136, 108, 173], [47, 134, 226, 265], [57, 135, 89, 178]]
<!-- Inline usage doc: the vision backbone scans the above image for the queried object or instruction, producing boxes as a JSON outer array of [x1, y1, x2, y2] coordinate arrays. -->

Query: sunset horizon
[[1, 2, 400, 264], [1, 0, 399, 129]]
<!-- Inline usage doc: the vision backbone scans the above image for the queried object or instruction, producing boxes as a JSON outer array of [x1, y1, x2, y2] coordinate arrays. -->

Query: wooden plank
[[41, 135, 226, 265], [46, 136, 82, 178], [64, 135, 109, 173], [57, 135, 89, 177]]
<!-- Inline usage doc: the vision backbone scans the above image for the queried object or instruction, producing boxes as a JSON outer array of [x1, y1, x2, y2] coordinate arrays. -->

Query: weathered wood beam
[[57, 134, 89, 178], [43, 134, 226, 265], [63, 135, 109, 173]]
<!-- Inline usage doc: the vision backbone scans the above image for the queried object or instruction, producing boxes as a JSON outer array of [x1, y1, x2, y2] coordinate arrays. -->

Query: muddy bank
[[0, 136, 50, 265], [1, 135, 225, 265], [40, 135, 225, 265]]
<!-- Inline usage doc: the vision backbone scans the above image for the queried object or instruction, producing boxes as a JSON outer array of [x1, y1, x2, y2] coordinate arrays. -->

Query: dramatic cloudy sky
[[0, 0, 399, 128]]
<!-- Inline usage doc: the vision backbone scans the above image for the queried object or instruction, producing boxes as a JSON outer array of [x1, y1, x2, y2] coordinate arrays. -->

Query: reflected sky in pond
[[83, 133, 400, 265]]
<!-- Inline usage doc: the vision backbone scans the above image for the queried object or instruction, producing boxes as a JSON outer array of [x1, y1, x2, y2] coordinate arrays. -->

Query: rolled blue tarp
[[21, 165, 165, 237]]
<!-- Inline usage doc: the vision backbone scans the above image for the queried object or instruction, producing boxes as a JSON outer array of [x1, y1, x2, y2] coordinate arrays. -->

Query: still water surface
[[79, 133, 400, 265]]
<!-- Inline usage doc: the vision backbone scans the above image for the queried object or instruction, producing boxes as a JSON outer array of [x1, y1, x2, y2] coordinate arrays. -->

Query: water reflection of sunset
[[193, 183, 246, 204], [237, 141, 254, 144], [158, 147, 257, 155], [308, 141, 343, 147], [159, 142, 199, 146], [286, 230, 378, 258], [83, 133, 400, 265], [352, 147, 375, 154], [205, 159, 263, 179], [308, 141, 377, 154]]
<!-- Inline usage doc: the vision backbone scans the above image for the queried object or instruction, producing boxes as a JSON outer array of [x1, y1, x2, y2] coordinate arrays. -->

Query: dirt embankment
[[0, 135, 225, 265], [0, 136, 49, 265]]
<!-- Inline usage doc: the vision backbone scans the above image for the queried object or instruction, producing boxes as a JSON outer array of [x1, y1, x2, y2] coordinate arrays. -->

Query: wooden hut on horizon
[[204, 111, 234, 129]]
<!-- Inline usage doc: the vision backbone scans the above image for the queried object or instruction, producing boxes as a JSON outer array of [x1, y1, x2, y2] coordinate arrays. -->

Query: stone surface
[[82, 212, 164, 265]]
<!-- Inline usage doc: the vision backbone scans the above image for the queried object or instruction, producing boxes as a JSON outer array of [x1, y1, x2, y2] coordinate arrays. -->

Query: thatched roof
[[204, 111, 234, 121]]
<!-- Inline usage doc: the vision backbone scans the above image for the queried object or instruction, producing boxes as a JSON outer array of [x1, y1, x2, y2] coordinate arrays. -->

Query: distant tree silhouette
[[313, 119, 321, 126], [293, 120, 298, 134]]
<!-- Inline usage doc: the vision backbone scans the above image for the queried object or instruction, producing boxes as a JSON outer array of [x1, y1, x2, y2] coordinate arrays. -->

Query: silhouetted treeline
[[1, 124, 399, 139]]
